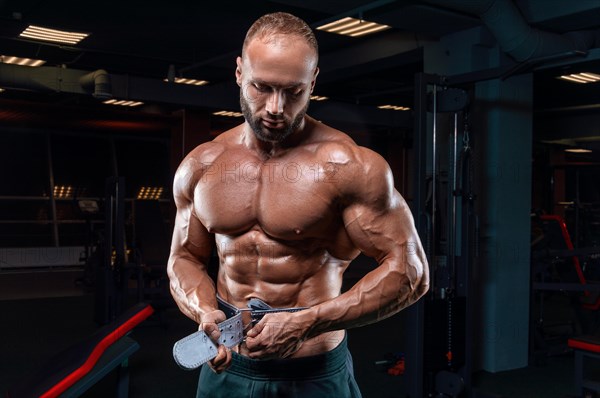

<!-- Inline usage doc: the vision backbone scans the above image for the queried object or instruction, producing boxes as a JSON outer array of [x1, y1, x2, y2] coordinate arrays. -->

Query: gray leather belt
[[173, 295, 307, 370]]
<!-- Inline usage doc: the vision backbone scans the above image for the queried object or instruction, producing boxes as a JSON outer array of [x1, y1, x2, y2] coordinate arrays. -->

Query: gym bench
[[568, 335, 600, 396], [6, 302, 154, 398]]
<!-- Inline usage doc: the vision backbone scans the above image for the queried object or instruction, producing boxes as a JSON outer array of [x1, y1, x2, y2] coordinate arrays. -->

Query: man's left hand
[[243, 311, 309, 359]]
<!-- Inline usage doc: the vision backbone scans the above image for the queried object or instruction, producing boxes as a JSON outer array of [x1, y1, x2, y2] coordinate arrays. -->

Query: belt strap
[[173, 312, 244, 370], [172, 296, 307, 370]]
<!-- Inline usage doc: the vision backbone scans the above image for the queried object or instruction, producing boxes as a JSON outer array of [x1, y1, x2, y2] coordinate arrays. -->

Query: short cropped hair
[[242, 12, 318, 61]]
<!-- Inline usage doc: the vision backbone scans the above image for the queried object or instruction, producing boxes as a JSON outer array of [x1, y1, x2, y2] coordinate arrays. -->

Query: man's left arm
[[304, 149, 430, 334], [245, 148, 429, 355]]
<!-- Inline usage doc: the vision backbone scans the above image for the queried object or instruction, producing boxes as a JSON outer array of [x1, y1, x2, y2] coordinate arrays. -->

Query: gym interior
[[1, 1, 600, 397]]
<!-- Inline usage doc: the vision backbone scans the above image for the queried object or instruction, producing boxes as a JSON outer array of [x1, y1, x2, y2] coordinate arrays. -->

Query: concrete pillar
[[474, 74, 532, 372], [423, 26, 532, 372]]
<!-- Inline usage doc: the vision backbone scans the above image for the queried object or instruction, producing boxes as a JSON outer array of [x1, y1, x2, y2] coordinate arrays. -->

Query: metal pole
[[110, 137, 119, 177], [451, 112, 459, 289], [46, 134, 59, 247], [408, 72, 429, 398], [575, 169, 580, 248], [432, 85, 437, 265]]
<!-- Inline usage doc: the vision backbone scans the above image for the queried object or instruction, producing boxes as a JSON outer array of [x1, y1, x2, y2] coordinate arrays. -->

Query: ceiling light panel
[[378, 104, 411, 111], [317, 17, 390, 37], [53, 185, 73, 199], [213, 110, 243, 117], [558, 72, 600, 84], [175, 78, 209, 86], [0, 55, 46, 66], [103, 99, 144, 107], [565, 148, 592, 153], [164, 78, 209, 86], [19, 25, 89, 45], [137, 186, 164, 200]]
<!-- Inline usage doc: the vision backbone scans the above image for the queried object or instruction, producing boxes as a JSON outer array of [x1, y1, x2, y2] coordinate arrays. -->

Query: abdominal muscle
[[214, 228, 349, 358]]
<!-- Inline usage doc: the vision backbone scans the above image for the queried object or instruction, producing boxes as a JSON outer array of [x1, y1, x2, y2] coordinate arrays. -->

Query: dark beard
[[240, 89, 309, 143]]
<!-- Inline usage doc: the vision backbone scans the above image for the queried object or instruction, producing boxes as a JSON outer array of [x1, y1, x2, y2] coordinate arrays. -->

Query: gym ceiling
[[0, 0, 599, 147]]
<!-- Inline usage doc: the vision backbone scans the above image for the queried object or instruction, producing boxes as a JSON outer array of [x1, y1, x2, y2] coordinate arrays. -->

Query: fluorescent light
[[565, 148, 592, 153], [317, 17, 355, 31], [174, 77, 208, 86], [19, 25, 89, 45], [310, 95, 329, 101], [328, 19, 361, 33], [137, 186, 164, 200], [103, 99, 144, 107], [164, 77, 209, 86], [378, 104, 411, 111], [339, 22, 377, 35], [213, 110, 243, 117], [317, 17, 390, 37], [53, 185, 73, 199], [559, 75, 588, 83], [0, 55, 46, 66], [580, 72, 600, 80], [350, 24, 390, 37], [558, 72, 600, 84]]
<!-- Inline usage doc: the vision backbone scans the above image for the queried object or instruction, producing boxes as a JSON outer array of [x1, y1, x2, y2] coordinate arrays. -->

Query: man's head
[[236, 12, 319, 143]]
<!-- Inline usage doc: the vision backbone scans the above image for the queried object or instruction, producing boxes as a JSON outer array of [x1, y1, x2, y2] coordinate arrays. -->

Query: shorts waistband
[[227, 334, 349, 380]]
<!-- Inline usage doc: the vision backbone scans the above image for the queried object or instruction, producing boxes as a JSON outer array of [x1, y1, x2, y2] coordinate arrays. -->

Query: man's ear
[[235, 57, 243, 86], [310, 67, 320, 93]]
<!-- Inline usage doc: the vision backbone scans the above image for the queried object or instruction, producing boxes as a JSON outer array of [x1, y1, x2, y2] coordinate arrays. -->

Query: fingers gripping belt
[[172, 312, 244, 370], [172, 296, 308, 370]]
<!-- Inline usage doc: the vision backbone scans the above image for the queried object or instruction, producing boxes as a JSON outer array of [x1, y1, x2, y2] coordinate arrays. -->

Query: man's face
[[236, 35, 319, 143]]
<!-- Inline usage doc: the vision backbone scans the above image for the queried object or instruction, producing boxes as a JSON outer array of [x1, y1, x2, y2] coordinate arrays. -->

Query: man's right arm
[[167, 156, 219, 323], [167, 155, 233, 372]]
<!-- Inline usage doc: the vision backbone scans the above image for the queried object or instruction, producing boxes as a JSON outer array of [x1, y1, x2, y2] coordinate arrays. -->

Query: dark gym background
[[1, 1, 600, 397]]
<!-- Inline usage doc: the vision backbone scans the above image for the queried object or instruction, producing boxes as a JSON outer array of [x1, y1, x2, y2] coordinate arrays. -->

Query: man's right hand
[[200, 309, 232, 373]]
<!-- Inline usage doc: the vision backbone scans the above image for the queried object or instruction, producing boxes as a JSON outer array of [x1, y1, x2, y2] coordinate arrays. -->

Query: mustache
[[264, 113, 285, 122]]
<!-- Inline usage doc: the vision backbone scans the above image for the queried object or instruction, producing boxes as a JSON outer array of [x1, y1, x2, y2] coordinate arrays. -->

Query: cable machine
[[405, 49, 591, 398], [409, 73, 478, 398]]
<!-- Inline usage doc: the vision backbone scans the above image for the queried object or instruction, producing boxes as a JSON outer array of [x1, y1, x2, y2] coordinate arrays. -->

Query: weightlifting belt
[[173, 295, 308, 370]]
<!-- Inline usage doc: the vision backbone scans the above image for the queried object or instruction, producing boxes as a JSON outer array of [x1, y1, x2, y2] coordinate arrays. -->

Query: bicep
[[340, 147, 419, 262], [169, 166, 214, 271], [343, 190, 416, 263], [170, 201, 214, 267]]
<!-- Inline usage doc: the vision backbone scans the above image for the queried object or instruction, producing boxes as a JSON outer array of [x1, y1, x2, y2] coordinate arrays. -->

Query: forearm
[[168, 255, 219, 324], [305, 255, 428, 338]]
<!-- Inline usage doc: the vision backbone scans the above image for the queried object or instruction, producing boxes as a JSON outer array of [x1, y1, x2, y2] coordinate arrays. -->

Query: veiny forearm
[[305, 254, 428, 338], [168, 255, 219, 324]]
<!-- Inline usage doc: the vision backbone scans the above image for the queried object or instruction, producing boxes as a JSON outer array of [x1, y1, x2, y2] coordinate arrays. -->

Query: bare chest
[[193, 158, 340, 239]]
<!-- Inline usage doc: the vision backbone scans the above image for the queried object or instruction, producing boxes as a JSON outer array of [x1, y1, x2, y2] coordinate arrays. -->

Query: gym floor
[[0, 268, 583, 398]]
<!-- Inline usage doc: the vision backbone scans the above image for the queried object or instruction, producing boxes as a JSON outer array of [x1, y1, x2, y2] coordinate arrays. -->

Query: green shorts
[[196, 336, 362, 398]]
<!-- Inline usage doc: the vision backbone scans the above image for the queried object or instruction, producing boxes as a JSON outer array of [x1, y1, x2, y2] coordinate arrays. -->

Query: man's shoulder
[[309, 124, 357, 160], [307, 123, 392, 196], [184, 127, 242, 164], [310, 125, 388, 172], [186, 140, 227, 164], [173, 130, 241, 196]]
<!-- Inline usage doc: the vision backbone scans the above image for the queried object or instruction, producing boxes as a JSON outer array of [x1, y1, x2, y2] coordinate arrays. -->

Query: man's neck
[[243, 116, 311, 159]]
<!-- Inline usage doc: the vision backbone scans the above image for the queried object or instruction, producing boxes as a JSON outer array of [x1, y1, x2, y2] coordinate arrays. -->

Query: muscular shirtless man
[[168, 12, 429, 398]]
